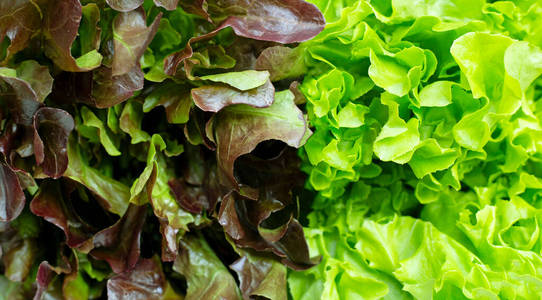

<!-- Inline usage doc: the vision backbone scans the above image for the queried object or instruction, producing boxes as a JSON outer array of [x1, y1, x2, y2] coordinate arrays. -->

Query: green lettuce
[[291, 0, 542, 298]]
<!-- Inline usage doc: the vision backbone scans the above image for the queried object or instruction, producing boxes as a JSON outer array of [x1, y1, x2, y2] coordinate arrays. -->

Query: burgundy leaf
[[205, 0, 326, 43], [180, 0, 210, 21], [50, 71, 94, 105], [34, 253, 73, 300], [112, 8, 162, 76], [0, 62, 56, 174], [218, 191, 316, 269], [0, 162, 25, 222], [51, 66, 144, 108], [168, 179, 204, 214], [275, 219, 319, 270], [218, 189, 286, 249], [92, 66, 145, 108], [0, 120, 36, 173], [230, 254, 287, 300], [34, 261, 62, 300], [90, 203, 147, 273], [168, 144, 223, 215], [212, 0, 325, 44], [43, 0, 101, 72], [0, 66, 42, 126], [218, 192, 253, 242], [0, 123, 15, 159], [106, 0, 143, 12], [237, 150, 301, 204], [226, 38, 276, 72], [289, 81, 306, 105], [217, 149, 317, 269], [218, 192, 275, 252], [159, 220, 178, 262], [32, 107, 75, 179], [163, 27, 221, 76], [192, 79, 275, 113], [154, 0, 179, 10], [209, 90, 308, 187], [0, 0, 42, 64], [30, 180, 96, 251], [107, 257, 166, 300], [164, 0, 324, 75], [32, 246, 84, 300]]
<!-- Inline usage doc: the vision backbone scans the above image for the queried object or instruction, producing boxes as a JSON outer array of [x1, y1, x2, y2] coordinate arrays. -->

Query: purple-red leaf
[[274, 219, 319, 270], [0, 0, 42, 64], [218, 192, 258, 242], [209, 90, 308, 187], [218, 191, 316, 270], [168, 144, 223, 215], [211, 0, 325, 44], [32, 107, 75, 179], [192, 79, 275, 113], [49, 71, 93, 105], [230, 254, 287, 300], [159, 220, 178, 262], [168, 179, 204, 214], [0, 63, 46, 126], [34, 251, 73, 300], [93, 66, 145, 108], [216, 149, 317, 269], [0, 163, 25, 222], [0, 61, 55, 174], [112, 8, 162, 76], [163, 28, 220, 76], [90, 203, 147, 273], [30, 180, 97, 251], [43, 0, 102, 72], [164, 0, 324, 76], [107, 257, 166, 300], [180, 0, 210, 21], [51, 66, 144, 108]]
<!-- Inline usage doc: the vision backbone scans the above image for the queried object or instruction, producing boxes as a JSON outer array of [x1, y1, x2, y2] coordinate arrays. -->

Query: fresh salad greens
[[290, 0, 542, 299], [0, 0, 324, 298], [2, 0, 542, 299]]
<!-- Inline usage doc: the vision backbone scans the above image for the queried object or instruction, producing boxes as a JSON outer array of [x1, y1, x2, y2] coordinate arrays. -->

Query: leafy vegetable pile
[[289, 0, 542, 299], [0, 0, 325, 298], [3, 0, 542, 299]]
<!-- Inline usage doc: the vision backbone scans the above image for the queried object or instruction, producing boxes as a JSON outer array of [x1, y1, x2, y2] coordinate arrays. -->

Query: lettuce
[[3, 0, 542, 298], [0, 0, 325, 298], [291, 0, 542, 298]]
